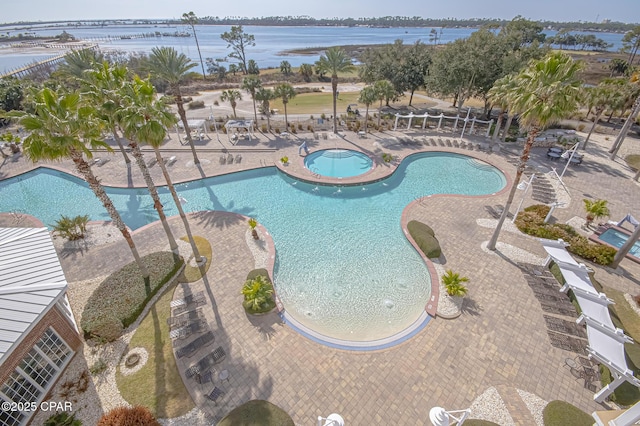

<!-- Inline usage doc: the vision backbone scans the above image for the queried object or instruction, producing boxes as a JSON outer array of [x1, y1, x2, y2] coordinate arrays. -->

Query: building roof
[[0, 228, 67, 362]]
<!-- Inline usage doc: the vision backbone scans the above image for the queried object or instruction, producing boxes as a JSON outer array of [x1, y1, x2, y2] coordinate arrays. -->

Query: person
[[299, 141, 310, 156]]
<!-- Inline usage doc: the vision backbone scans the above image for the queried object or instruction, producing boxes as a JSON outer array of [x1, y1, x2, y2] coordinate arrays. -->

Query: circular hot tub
[[304, 149, 373, 178]]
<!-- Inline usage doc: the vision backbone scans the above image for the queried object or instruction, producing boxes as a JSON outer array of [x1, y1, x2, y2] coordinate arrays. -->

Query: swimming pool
[[0, 152, 506, 347], [304, 149, 373, 178], [594, 227, 640, 261]]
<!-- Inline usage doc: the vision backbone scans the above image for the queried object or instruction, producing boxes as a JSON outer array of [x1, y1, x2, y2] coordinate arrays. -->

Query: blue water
[[599, 228, 640, 257], [0, 152, 505, 341], [0, 24, 627, 72], [304, 149, 373, 178]]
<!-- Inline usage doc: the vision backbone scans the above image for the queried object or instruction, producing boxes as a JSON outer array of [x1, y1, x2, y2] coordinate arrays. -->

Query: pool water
[[304, 149, 373, 178], [599, 228, 640, 257], [0, 152, 505, 344]]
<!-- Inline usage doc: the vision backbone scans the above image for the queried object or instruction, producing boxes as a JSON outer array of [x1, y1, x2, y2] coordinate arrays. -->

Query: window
[[0, 328, 72, 426]]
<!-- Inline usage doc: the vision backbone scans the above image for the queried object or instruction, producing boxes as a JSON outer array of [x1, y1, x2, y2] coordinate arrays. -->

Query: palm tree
[[255, 87, 275, 132], [611, 224, 640, 268], [358, 85, 378, 134], [274, 83, 296, 129], [241, 75, 262, 127], [583, 82, 614, 149], [487, 53, 583, 250], [81, 62, 131, 165], [181, 12, 206, 80], [488, 74, 516, 141], [220, 89, 242, 118], [116, 76, 179, 251], [583, 199, 610, 226], [147, 46, 200, 164], [280, 60, 292, 76], [11, 87, 149, 277], [299, 63, 314, 82], [315, 47, 354, 133], [57, 48, 103, 81], [123, 77, 205, 264], [442, 270, 469, 297], [373, 80, 395, 129]]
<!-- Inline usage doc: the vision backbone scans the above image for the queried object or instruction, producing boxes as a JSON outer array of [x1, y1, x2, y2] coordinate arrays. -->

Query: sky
[[2, 0, 640, 24]]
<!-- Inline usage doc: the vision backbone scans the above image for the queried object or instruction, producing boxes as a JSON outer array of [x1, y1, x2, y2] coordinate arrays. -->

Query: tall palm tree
[[315, 47, 354, 133], [220, 89, 242, 118], [115, 75, 179, 251], [181, 12, 206, 80], [358, 85, 378, 134], [147, 46, 200, 164], [123, 77, 205, 264], [487, 74, 516, 141], [81, 62, 131, 165], [274, 83, 296, 129], [373, 80, 395, 129], [487, 53, 583, 250], [241, 75, 262, 127], [11, 87, 149, 277], [609, 75, 640, 160], [255, 87, 275, 132], [583, 82, 614, 149]]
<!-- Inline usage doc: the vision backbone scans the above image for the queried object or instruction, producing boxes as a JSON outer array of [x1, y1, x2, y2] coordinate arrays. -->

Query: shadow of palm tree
[[244, 311, 285, 341], [461, 296, 482, 316]]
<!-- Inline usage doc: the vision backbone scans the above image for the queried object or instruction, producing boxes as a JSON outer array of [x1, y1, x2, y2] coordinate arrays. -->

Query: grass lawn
[[625, 155, 640, 171], [116, 284, 194, 418], [217, 400, 294, 426], [543, 400, 593, 425], [178, 236, 212, 283], [269, 91, 361, 115]]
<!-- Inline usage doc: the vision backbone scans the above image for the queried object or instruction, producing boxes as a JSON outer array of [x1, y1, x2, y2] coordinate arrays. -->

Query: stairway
[[530, 174, 557, 205]]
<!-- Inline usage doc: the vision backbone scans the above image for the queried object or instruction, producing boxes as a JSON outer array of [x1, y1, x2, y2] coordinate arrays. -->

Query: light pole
[[512, 173, 535, 223]]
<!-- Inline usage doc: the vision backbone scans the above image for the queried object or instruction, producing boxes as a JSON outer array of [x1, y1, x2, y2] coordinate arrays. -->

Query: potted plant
[[241, 275, 275, 314], [280, 156, 289, 165], [583, 199, 610, 227], [382, 153, 393, 163], [248, 218, 259, 240], [438, 269, 469, 318]]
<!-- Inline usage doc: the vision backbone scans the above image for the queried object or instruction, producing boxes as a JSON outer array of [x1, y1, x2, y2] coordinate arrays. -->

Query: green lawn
[[270, 91, 362, 115], [116, 284, 194, 418], [625, 155, 640, 171]]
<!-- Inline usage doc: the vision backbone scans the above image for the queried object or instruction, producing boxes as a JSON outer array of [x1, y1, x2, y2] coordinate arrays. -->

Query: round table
[[218, 369, 229, 382]]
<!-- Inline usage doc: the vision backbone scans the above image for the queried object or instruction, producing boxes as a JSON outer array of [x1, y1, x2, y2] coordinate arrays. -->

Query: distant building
[[0, 228, 81, 426]]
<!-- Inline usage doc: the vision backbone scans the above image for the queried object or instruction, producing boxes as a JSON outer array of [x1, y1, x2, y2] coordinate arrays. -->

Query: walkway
[[2, 127, 639, 424]]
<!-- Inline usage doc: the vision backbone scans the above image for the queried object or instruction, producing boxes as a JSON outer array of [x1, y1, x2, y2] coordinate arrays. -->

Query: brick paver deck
[[1, 128, 638, 424]]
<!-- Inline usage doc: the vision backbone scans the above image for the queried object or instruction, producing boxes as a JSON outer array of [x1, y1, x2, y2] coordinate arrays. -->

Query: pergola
[[225, 119, 254, 144], [540, 238, 640, 403], [176, 119, 208, 143], [392, 111, 493, 138]]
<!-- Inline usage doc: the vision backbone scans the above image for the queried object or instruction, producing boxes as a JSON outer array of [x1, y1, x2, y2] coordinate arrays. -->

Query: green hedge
[[81, 252, 184, 341], [542, 400, 593, 426], [407, 220, 441, 258], [515, 205, 617, 265]]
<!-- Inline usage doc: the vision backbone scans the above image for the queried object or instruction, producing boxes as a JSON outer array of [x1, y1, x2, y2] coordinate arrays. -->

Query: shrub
[[261, 124, 268, 133], [188, 100, 205, 109], [542, 400, 593, 426], [81, 252, 184, 341], [89, 358, 107, 376], [382, 153, 393, 163], [97, 406, 160, 426], [407, 220, 441, 258], [280, 156, 289, 164], [213, 100, 219, 106], [45, 413, 81, 426], [442, 269, 469, 297], [51, 214, 89, 241], [242, 273, 276, 314], [515, 204, 616, 265]]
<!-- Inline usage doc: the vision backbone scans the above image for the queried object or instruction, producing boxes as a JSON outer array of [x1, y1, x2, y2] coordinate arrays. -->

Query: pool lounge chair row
[[219, 154, 242, 165]]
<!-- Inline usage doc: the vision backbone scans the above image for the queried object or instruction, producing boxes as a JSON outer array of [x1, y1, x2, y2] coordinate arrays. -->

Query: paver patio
[[1, 126, 639, 424]]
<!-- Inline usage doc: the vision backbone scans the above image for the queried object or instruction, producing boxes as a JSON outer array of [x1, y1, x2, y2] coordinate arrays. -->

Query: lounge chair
[[235, 154, 242, 164], [219, 155, 226, 165], [166, 156, 177, 166], [227, 153, 234, 164], [207, 386, 224, 404], [212, 346, 226, 364]]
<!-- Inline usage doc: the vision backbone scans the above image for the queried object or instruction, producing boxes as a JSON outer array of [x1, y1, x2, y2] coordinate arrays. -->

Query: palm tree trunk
[[153, 149, 204, 264], [192, 27, 206, 81], [332, 74, 338, 133], [71, 150, 149, 278], [283, 102, 289, 130], [501, 114, 514, 142], [364, 105, 369, 133], [609, 95, 640, 159], [174, 85, 200, 164], [611, 224, 640, 268], [634, 168, 640, 181], [111, 125, 131, 164], [251, 97, 258, 128], [377, 100, 383, 129], [129, 141, 178, 251], [488, 128, 539, 251], [409, 90, 414, 106], [232, 102, 237, 118], [583, 108, 604, 149], [492, 110, 504, 141]]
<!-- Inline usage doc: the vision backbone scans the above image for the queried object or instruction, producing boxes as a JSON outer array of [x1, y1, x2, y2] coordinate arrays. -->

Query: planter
[[437, 293, 464, 319], [125, 353, 140, 368]]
